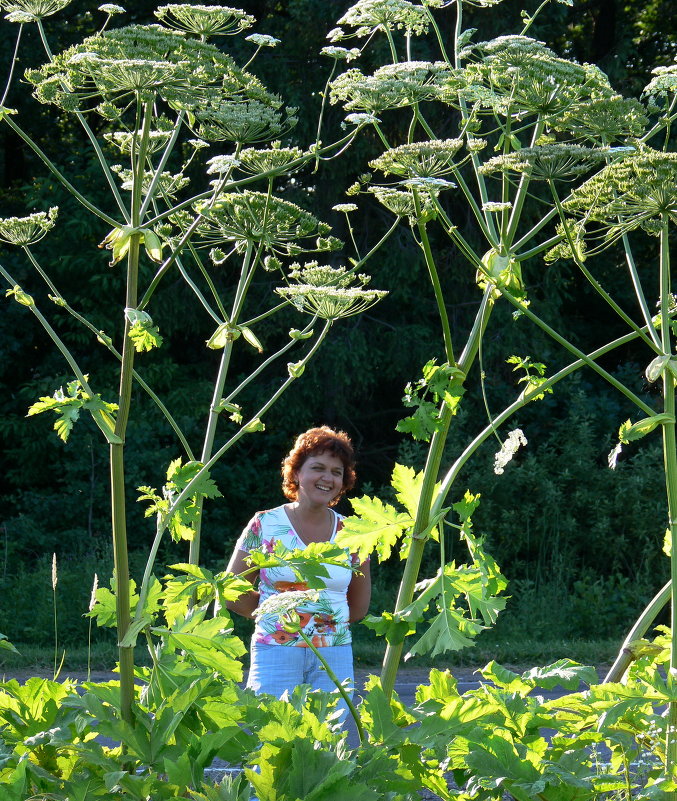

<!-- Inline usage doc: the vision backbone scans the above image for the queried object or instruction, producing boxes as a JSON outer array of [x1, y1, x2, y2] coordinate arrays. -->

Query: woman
[[225, 426, 371, 703]]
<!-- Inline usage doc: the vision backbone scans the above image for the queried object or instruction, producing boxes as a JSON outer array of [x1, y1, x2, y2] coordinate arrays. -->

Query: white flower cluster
[[336, 0, 431, 38], [2, 0, 72, 23], [253, 590, 319, 619], [480, 145, 608, 182], [195, 191, 335, 256], [493, 428, 527, 475], [277, 263, 386, 321], [245, 33, 281, 47], [205, 155, 241, 175], [321, 46, 361, 62], [369, 139, 463, 178], [154, 4, 255, 37], [104, 120, 175, 154], [330, 62, 451, 113], [195, 99, 296, 144], [112, 165, 189, 197], [369, 185, 438, 220], [0, 207, 58, 246], [236, 144, 304, 175]]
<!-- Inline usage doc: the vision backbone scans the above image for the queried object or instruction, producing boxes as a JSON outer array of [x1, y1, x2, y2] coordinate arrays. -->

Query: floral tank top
[[236, 505, 353, 648]]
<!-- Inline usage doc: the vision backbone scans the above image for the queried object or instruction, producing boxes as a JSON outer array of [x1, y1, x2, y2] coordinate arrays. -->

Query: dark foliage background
[[0, 0, 676, 648]]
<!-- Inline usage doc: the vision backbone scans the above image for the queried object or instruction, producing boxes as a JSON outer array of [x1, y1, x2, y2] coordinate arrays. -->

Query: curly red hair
[[281, 426, 356, 506]]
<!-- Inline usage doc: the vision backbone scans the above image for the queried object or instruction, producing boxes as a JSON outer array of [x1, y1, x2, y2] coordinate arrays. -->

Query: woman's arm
[[224, 547, 260, 619], [347, 559, 371, 623]]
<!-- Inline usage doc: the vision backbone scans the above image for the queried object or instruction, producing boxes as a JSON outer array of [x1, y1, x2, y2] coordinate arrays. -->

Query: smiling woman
[[225, 426, 371, 714]]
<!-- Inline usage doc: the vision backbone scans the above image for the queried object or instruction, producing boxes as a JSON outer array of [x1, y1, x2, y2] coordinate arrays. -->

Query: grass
[[0, 634, 621, 677], [351, 633, 620, 670]]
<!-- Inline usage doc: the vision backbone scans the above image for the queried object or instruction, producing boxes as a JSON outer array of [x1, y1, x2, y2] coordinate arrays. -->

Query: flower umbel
[[2, 0, 72, 22], [330, 61, 452, 113], [0, 207, 58, 246], [154, 4, 255, 37], [194, 191, 336, 255], [480, 145, 608, 182], [494, 429, 527, 474], [276, 263, 387, 321], [564, 147, 677, 238], [253, 589, 320, 620], [336, 0, 431, 38], [370, 139, 464, 178]]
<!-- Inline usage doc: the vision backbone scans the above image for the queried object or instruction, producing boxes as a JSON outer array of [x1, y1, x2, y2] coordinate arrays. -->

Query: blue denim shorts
[[246, 642, 354, 698]]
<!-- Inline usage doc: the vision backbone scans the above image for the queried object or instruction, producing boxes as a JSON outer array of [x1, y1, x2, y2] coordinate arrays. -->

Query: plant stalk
[[298, 630, 365, 744], [658, 218, 677, 779], [110, 98, 154, 726], [380, 290, 493, 698]]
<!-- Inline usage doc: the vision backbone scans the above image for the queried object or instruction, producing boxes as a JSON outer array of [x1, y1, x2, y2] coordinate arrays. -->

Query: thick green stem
[[415, 191, 454, 363], [380, 291, 493, 698], [298, 630, 365, 743], [603, 580, 670, 684], [658, 219, 677, 779], [109, 444, 135, 725], [110, 99, 154, 726], [622, 232, 662, 349], [188, 242, 256, 565]]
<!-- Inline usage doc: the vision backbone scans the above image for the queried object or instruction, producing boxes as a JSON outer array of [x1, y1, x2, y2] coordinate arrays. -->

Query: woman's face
[[294, 450, 345, 507]]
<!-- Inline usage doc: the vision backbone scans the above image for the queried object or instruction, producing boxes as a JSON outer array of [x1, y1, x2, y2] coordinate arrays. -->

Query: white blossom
[[493, 428, 527, 475], [253, 590, 319, 619], [245, 33, 280, 47]]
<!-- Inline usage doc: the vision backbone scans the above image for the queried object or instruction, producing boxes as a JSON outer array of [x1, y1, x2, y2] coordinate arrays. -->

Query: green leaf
[[619, 413, 673, 443], [0, 633, 19, 655], [5, 285, 34, 307], [161, 459, 222, 542], [287, 360, 305, 378], [154, 618, 245, 680], [391, 463, 423, 518], [395, 401, 440, 441], [406, 606, 482, 659], [243, 417, 265, 433], [337, 496, 412, 561], [520, 659, 598, 690], [362, 611, 415, 645], [289, 327, 313, 340], [245, 540, 349, 588], [359, 684, 402, 743], [453, 490, 481, 523], [128, 320, 163, 352], [27, 380, 119, 444], [119, 615, 151, 648]]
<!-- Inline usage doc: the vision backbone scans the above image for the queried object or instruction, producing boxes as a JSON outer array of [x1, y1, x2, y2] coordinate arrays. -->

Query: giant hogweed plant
[[0, 1, 388, 730], [322, 0, 677, 791]]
